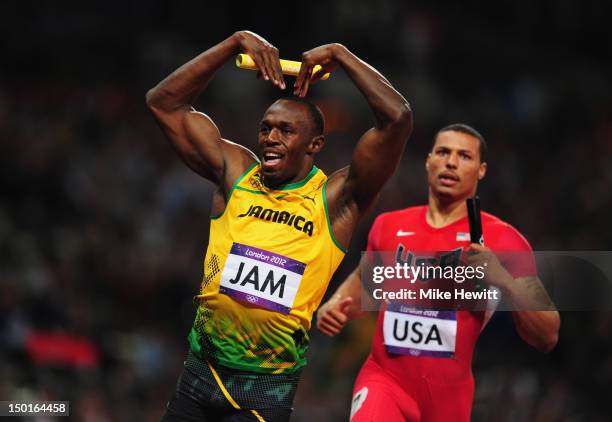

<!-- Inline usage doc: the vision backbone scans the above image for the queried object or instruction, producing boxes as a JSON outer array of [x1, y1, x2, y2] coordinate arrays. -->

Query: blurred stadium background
[[1, 1, 611, 420]]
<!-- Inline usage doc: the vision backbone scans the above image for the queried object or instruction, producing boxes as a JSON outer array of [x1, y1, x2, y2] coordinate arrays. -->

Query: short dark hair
[[278, 97, 325, 137], [434, 123, 487, 162]]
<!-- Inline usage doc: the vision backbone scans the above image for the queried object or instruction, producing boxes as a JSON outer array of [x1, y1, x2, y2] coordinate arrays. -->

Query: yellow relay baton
[[235, 54, 331, 80]]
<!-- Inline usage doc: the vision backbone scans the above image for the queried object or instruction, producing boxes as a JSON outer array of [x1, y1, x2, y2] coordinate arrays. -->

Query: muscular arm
[[467, 244, 560, 352], [295, 44, 413, 248], [145, 31, 284, 192], [506, 276, 560, 353]]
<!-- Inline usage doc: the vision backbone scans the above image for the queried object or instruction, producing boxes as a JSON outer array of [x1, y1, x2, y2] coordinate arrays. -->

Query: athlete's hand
[[316, 296, 354, 336], [234, 31, 285, 89], [465, 244, 514, 290], [293, 44, 339, 97]]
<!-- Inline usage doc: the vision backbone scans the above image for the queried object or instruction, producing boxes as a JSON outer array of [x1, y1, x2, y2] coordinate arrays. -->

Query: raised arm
[[294, 44, 413, 248], [145, 31, 285, 192]]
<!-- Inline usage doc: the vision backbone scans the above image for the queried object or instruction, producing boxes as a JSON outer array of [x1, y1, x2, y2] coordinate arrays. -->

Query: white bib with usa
[[383, 304, 457, 358], [219, 242, 306, 314]]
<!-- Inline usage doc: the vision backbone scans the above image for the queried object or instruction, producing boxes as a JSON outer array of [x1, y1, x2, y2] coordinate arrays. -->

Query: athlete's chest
[[379, 220, 472, 253], [228, 190, 322, 239]]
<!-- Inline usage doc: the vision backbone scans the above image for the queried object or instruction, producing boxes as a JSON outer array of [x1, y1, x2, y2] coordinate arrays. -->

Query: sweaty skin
[[146, 31, 413, 251]]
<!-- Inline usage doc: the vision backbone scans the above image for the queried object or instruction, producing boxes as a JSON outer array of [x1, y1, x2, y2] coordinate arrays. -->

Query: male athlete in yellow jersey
[[146, 31, 412, 421]]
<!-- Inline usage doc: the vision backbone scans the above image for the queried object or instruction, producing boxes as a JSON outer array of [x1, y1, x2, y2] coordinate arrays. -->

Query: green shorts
[[161, 351, 301, 421]]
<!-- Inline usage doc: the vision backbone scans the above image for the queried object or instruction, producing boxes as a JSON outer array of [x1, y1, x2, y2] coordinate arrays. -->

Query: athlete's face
[[258, 100, 323, 186], [426, 131, 487, 201]]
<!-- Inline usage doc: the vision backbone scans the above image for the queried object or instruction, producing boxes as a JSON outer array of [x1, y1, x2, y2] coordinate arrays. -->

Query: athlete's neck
[[426, 192, 468, 228], [261, 164, 315, 189]]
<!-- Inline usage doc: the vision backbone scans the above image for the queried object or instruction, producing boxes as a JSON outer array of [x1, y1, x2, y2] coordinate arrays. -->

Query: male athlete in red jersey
[[317, 124, 560, 421]]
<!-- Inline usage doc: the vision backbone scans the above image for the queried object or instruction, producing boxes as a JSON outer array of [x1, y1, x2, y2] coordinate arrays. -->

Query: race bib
[[219, 242, 306, 314], [383, 303, 457, 358]]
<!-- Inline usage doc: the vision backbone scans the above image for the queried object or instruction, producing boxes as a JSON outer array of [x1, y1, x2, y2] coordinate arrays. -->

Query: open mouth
[[262, 151, 284, 169]]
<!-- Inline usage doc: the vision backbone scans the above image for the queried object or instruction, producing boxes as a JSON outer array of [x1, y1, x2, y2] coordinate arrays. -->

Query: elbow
[[384, 102, 413, 134], [390, 102, 412, 125], [145, 86, 174, 118], [535, 316, 560, 353], [537, 332, 559, 353], [145, 87, 159, 110], [146, 87, 187, 116]]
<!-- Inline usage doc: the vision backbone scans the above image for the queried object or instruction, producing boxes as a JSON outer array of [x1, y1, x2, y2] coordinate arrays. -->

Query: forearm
[[146, 33, 240, 112], [331, 44, 411, 128], [504, 278, 560, 352], [511, 310, 560, 352], [330, 271, 365, 320], [468, 246, 560, 352]]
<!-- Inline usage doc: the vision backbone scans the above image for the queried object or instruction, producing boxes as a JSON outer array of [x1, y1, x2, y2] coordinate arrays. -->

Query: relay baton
[[235, 54, 331, 80], [466, 196, 484, 246], [467, 196, 485, 290]]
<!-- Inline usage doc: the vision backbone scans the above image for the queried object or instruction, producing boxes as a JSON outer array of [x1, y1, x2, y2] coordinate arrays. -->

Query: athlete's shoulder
[[482, 211, 532, 251], [481, 211, 520, 234], [366, 206, 424, 249], [375, 205, 425, 225]]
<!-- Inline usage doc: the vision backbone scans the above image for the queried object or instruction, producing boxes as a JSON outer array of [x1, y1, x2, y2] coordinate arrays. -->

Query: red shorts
[[350, 356, 474, 422]]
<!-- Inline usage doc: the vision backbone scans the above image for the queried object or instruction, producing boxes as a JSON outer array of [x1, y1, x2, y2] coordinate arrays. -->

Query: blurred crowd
[[1, 1, 611, 421]]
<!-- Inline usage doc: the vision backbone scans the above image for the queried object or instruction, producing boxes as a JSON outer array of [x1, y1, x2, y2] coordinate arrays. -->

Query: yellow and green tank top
[[189, 163, 346, 374]]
